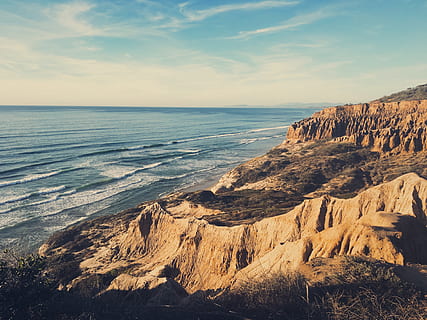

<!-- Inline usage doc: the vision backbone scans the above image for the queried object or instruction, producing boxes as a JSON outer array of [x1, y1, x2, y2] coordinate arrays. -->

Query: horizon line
[[0, 102, 341, 109]]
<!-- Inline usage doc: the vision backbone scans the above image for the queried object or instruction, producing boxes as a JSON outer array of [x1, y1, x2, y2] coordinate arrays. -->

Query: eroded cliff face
[[287, 100, 427, 153], [39, 98, 427, 301], [40, 173, 427, 295], [211, 100, 427, 196]]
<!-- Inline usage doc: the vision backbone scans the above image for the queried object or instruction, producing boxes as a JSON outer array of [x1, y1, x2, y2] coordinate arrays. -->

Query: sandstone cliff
[[40, 173, 427, 295], [212, 100, 427, 197], [287, 100, 427, 153], [39, 93, 427, 304]]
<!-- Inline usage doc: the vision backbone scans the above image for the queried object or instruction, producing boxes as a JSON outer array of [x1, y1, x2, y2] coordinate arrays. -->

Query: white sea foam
[[178, 132, 240, 143], [62, 189, 77, 196], [38, 185, 66, 195], [0, 210, 34, 229], [142, 162, 163, 170], [101, 166, 139, 179], [110, 125, 286, 154], [0, 193, 33, 206], [248, 125, 289, 133], [31, 195, 60, 206], [176, 149, 201, 153], [0, 171, 60, 188], [240, 138, 258, 144], [0, 185, 67, 207], [240, 135, 279, 144], [0, 208, 12, 214], [176, 125, 288, 144], [100, 162, 163, 180], [43, 216, 87, 233], [30, 173, 160, 222]]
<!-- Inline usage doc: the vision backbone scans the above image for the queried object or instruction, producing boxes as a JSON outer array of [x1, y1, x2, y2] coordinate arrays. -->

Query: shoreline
[[179, 174, 223, 193]]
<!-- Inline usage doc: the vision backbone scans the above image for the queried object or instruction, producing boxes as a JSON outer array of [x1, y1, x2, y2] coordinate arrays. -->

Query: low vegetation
[[1, 252, 425, 320], [219, 256, 427, 320], [161, 140, 427, 228], [376, 83, 427, 103]]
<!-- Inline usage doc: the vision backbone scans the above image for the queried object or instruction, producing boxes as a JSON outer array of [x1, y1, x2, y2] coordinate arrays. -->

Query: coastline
[[1, 106, 312, 253], [24, 94, 427, 319], [179, 176, 219, 193]]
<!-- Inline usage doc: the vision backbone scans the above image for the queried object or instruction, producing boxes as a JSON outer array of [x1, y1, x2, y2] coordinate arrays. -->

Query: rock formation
[[287, 100, 427, 153], [39, 93, 427, 303], [39, 173, 427, 295]]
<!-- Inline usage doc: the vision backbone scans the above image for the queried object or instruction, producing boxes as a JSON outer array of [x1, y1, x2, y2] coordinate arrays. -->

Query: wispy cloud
[[47, 1, 100, 36], [274, 42, 326, 49], [41, 1, 167, 40], [179, 0, 299, 22], [229, 8, 337, 39]]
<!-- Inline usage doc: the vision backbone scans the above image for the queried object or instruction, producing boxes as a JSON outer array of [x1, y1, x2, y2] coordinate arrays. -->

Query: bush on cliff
[[0, 250, 53, 319], [1, 253, 426, 319], [218, 257, 426, 320]]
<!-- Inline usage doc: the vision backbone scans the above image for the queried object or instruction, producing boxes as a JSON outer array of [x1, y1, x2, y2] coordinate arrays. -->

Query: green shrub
[[0, 250, 53, 319]]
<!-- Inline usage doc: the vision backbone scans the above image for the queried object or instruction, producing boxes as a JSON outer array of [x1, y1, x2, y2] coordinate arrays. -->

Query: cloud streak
[[47, 1, 100, 36], [179, 0, 299, 22], [229, 8, 337, 39]]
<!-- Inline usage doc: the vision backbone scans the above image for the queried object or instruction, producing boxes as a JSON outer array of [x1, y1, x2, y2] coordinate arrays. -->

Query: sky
[[0, 0, 426, 107]]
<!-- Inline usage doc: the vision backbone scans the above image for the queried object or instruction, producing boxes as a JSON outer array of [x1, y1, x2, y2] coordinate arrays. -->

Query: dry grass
[[218, 257, 427, 320]]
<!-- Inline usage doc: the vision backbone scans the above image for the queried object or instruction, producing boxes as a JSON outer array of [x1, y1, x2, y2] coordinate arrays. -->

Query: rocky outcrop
[[40, 173, 427, 295], [287, 100, 427, 153], [39, 92, 427, 305]]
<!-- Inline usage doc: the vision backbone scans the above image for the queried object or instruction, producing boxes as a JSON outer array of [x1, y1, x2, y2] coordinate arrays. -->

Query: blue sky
[[0, 0, 426, 106]]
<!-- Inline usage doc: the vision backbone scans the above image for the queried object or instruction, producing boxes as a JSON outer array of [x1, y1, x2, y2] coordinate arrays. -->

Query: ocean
[[0, 106, 317, 252]]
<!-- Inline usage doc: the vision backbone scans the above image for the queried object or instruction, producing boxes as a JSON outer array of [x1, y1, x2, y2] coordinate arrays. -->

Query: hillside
[[375, 83, 427, 103], [6, 86, 427, 319]]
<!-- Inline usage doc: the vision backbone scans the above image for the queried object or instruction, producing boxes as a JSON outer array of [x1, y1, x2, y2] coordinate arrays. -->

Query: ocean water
[[0, 106, 317, 252]]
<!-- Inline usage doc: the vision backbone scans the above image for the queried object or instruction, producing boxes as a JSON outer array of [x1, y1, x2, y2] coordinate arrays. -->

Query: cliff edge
[[40, 173, 427, 295], [287, 100, 427, 154], [39, 86, 427, 307]]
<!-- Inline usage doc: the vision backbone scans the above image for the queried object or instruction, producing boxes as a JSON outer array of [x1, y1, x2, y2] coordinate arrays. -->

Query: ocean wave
[[0, 193, 33, 206], [175, 132, 239, 143], [120, 149, 202, 165], [128, 143, 170, 150], [35, 175, 161, 220], [62, 189, 77, 196], [30, 195, 60, 206], [239, 135, 281, 144], [100, 162, 163, 181], [240, 138, 258, 144], [0, 186, 67, 207], [0, 127, 116, 140], [172, 126, 288, 144], [100, 167, 138, 180], [38, 185, 67, 195], [0, 171, 60, 188], [248, 125, 289, 133], [79, 143, 171, 158], [175, 149, 201, 153], [76, 179, 115, 192], [78, 148, 129, 157], [142, 162, 163, 170], [77, 162, 163, 190], [14, 140, 142, 158], [0, 208, 12, 214], [74, 125, 287, 159], [0, 159, 65, 176], [0, 161, 220, 228]]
